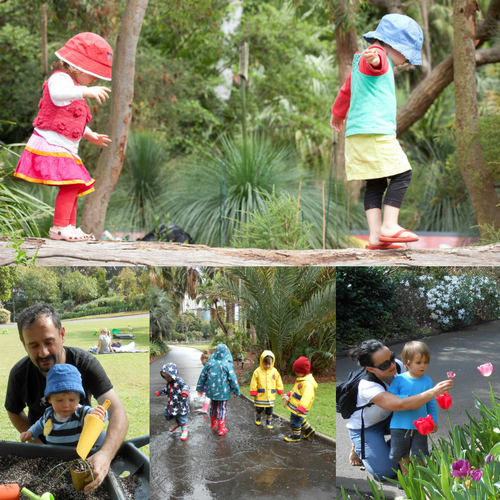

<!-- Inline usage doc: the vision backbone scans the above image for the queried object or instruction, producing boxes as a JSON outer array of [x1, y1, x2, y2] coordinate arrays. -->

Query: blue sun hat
[[363, 14, 423, 66], [44, 364, 85, 398]]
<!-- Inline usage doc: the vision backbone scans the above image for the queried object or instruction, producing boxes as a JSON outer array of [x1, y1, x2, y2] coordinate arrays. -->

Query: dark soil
[[0, 455, 139, 499]]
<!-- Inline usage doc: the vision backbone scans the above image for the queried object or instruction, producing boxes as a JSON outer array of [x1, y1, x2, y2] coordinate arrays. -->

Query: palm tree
[[150, 285, 176, 341], [165, 133, 361, 248], [214, 266, 335, 372]]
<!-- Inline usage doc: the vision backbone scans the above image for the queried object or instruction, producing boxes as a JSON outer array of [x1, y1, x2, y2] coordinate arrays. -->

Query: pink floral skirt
[[14, 132, 95, 197]]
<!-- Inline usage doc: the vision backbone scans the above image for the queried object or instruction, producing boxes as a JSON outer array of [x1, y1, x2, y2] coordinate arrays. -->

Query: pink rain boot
[[197, 397, 210, 413], [218, 419, 228, 436], [210, 416, 218, 429]]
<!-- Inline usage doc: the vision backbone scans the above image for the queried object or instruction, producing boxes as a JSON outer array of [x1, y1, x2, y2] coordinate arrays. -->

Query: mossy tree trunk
[[81, 0, 149, 239], [453, 0, 500, 238]]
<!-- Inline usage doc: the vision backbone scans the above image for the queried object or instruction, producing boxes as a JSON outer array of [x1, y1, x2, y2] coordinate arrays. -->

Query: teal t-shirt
[[345, 52, 397, 137], [388, 372, 438, 429]]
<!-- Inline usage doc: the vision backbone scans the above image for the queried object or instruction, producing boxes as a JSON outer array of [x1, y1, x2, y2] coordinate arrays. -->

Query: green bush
[[0, 308, 11, 324], [231, 189, 313, 250], [210, 324, 254, 358], [150, 339, 169, 357]]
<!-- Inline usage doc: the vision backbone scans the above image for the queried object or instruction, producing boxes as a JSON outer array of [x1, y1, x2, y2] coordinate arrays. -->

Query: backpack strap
[[358, 373, 388, 460]]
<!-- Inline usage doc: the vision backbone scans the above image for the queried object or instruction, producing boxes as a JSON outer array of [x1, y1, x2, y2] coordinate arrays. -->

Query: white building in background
[[214, 0, 243, 101], [180, 294, 239, 323]]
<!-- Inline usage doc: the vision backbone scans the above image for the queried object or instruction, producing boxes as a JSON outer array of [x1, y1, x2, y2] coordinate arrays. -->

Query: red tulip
[[436, 393, 453, 409], [447, 371, 456, 380], [414, 414, 435, 435]]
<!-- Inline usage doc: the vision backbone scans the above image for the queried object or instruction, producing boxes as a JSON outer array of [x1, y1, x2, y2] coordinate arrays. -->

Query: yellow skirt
[[344, 134, 411, 181]]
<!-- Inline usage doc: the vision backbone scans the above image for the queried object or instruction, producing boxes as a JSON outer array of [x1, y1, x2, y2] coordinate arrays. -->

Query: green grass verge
[[239, 383, 335, 439], [0, 314, 150, 456]]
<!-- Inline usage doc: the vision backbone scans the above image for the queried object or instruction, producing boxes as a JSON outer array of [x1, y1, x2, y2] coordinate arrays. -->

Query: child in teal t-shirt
[[388, 341, 437, 474], [331, 14, 423, 251]]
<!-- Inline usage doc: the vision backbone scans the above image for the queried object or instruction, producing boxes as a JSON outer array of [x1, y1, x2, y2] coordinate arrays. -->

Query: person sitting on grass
[[20, 364, 108, 447]]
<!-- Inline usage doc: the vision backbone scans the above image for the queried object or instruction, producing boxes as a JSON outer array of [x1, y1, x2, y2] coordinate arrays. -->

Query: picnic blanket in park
[[88, 341, 148, 354]]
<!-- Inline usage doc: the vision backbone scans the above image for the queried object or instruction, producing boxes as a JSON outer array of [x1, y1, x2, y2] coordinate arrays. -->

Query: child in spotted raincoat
[[155, 363, 190, 441], [196, 344, 240, 436]]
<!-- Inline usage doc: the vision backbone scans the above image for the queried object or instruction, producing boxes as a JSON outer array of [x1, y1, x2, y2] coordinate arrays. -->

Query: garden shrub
[[150, 338, 169, 357], [0, 308, 11, 323], [210, 324, 254, 358]]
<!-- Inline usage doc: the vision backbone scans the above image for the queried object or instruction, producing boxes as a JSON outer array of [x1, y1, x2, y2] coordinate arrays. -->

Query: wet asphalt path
[[150, 346, 335, 500], [336, 320, 500, 499]]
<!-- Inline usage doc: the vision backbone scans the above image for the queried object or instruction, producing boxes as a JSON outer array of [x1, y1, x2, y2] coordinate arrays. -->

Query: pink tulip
[[447, 371, 456, 380], [478, 363, 494, 377]]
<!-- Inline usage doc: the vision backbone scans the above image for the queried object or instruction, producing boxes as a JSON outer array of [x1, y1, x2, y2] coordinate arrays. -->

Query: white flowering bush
[[419, 273, 500, 331]]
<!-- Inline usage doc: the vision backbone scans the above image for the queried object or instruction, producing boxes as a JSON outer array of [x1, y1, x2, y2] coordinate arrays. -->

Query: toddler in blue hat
[[20, 364, 108, 448], [331, 14, 423, 250]]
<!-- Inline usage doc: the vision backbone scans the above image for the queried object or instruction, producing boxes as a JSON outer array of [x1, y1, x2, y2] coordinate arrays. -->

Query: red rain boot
[[218, 419, 228, 436], [210, 416, 218, 429]]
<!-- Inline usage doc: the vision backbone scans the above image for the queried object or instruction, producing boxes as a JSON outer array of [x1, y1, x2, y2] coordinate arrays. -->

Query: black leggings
[[364, 170, 412, 211], [256, 406, 273, 416]]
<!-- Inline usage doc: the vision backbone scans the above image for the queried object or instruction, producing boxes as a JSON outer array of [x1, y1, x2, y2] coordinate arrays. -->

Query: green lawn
[[239, 382, 335, 439], [0, 314, 150, 456]]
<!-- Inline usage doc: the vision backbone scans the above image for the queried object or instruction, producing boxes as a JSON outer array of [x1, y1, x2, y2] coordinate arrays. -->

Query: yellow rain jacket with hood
[[286, 373, 318, 416], [250, 350, 284, 408]]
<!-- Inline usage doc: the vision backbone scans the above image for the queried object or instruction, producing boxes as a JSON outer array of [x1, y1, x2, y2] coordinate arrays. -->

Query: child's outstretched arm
[[84, 129, 112, 147], [82, 86, 111, 105]]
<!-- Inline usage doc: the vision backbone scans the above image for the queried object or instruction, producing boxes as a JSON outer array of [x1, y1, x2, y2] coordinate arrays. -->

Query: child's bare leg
[[366, 208, 382, 246], [398, 456, 410, 475], [381, 205, 417, 239]]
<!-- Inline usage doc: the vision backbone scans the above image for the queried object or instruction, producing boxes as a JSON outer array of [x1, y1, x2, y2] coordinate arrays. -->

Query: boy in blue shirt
[[388, 341, 437, 474]]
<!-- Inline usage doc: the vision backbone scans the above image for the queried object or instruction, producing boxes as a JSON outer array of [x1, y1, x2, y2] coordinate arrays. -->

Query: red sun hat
[[292, 356, 311, 375], [55, 32, 113, 81]]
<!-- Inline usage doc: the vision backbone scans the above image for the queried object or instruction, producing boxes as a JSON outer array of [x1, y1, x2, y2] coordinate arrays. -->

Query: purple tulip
[[451, 460, 470, 479], [485, 454, 495, 464], [471, 469, 483, 481]]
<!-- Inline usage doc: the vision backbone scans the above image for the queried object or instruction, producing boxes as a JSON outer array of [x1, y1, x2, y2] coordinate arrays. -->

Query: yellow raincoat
[[250, 350, 284, 408], [286, 373, 318, 416]]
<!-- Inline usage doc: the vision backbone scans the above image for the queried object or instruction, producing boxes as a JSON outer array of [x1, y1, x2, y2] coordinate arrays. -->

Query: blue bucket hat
[[363, 14, 423, 66], [44, 364, 85, 398]]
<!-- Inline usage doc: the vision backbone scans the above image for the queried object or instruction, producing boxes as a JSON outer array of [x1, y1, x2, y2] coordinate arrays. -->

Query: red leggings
[[53, 185, 80, 226]]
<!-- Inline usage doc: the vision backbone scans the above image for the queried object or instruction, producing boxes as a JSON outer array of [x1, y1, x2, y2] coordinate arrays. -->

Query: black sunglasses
[[372, 351, 395, 371]]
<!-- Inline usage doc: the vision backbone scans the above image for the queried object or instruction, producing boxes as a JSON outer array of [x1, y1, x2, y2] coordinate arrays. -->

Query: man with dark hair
[[5, 303, 129, 494]]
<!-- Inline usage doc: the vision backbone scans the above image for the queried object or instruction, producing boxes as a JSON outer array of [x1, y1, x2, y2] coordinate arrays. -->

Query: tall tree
[[81, 0, 149, 239], [453, 0, 500, 236]]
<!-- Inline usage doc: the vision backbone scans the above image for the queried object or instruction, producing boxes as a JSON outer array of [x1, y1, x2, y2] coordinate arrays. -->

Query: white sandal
[[49, 225, 91, 242]]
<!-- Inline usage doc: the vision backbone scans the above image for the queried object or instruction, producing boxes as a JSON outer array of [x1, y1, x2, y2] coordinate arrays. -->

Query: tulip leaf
[[487, 442, 500, 456]]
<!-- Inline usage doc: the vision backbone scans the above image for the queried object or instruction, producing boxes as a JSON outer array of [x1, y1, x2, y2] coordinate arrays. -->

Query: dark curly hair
[[17, 303, 62, 341], [349, 339, 385, 368]]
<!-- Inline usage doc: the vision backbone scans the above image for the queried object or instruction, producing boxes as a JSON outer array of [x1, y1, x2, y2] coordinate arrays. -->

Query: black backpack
[[336, 363, 402, 459]]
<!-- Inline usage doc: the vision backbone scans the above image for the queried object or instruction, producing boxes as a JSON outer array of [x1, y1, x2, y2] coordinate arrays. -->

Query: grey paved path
[[150, 346, 335, 500], [336, 320, 500, 499]]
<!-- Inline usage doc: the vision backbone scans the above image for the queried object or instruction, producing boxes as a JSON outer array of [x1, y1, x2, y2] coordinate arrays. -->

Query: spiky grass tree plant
[[108, 131, 171, 232], [213, 266, 335, 372], [166, 134, 359, 248], [0, 145, 53, 237]]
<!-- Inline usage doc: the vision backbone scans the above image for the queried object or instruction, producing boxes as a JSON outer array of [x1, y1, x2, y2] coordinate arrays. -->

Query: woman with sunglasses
[[346, 339, 452, 480]]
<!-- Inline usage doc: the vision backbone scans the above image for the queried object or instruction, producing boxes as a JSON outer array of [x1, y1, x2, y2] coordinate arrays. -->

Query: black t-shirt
[[5, 346, 113, 426]]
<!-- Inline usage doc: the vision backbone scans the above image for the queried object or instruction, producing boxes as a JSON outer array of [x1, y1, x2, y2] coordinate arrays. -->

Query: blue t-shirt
[[388, 372, 438, 430]]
